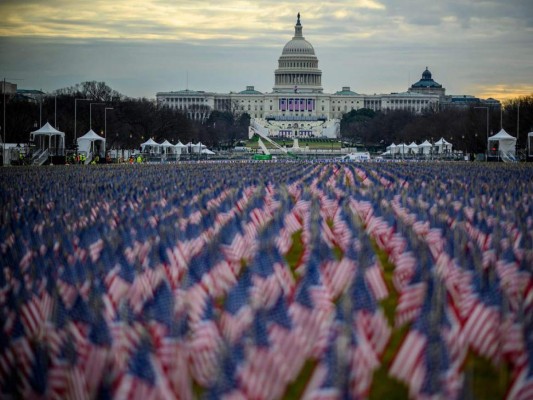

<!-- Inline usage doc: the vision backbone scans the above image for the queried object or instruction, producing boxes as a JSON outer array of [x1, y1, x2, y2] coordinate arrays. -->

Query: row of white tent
[[29, 123, 215, 157], [30, 123, 105, 158], [384, 137, 453, 156], [384, 130, 519, 159], [27, 123, 522, 162], [140, 138, 215, 155]]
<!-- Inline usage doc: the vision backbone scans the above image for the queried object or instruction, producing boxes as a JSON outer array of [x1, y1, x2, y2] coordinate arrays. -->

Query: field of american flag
[[1, 161, 532, 399]]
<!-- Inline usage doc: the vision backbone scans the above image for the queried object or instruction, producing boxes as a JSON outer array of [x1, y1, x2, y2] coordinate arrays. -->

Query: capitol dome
[[282, 34, 315, 55], [273, 13, 323, 93]]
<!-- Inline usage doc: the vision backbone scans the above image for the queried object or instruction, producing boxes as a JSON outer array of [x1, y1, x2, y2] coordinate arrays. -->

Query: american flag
[[395, 272, 427, 328], [462, 270, 502, 363], [304, 329, 352, 399], [391, 278, 461, 399], [238, 311, 285, 399], [115, 340, 159, 400], [506, 327, 533, 400], [1, 161, 532, 399], [188, 298, 223, 388], [350, 268, 391, 357], [220, 269, 254, 343]]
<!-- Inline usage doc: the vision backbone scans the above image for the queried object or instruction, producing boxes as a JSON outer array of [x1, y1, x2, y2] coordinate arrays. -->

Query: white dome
[[282, 38, 315, 55], [273, 13, 323, 93]]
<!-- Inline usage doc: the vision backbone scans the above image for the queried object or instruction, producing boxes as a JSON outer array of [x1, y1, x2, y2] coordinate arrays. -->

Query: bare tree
[[54, 81, 123, 102]]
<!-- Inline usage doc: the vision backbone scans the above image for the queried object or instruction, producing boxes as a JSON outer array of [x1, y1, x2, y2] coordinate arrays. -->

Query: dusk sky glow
[[1, 0, 532, 100]]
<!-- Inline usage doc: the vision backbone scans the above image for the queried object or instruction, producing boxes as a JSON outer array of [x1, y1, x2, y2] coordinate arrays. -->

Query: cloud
[[475, 84, 533, 101], [1, 0, 530, 45], [0, 0, 531, 101]]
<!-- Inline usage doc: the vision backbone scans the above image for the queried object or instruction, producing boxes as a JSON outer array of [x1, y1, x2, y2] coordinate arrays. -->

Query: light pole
[[104, 107, 114, 138], [474, 106, 489, 160], [3, 77, 23, 166], [2, 79, 4, 146], [517, 102, 520, 142], [39, 91, 43, 127], [89, 102, 105, 130], [74, 98, 90, 142]]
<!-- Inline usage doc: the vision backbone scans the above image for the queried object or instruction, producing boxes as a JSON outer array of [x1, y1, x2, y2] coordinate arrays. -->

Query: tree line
[[1, 81, 250, 150], [2, 81, 531, 153], [340, 95, 533, 153]]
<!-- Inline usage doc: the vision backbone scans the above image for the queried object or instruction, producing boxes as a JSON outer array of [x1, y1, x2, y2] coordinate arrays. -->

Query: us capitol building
[[156, 14, 497, 139]]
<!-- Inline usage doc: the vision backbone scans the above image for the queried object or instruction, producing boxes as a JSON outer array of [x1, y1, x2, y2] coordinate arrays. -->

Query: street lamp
[[2, 79, 4, 153], [104, 107, 114, 138], [516, 102, 520, 142], [474, 106, 489, 160], [89, 102, 105, 130], [74, 98, 90, 142], [3, 77, 23, 166]]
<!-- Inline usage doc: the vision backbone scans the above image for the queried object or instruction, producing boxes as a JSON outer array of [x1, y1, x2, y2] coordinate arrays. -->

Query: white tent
[[387, 143, 398, 155], [77, 129, 106, 161], [160, 139, 179, 159], [418, 140, 432, 155], [407, 142, 418, 154], [174, 141, 187, 154], [488, 129, 516, 159], [201, 148, 215, 155], [160, 139, 175, 152], [184, 142, 196, 153], [141, 138, 161, 154], [434, 138, 453, 154], [31, 122, 65, 156], [160, 139, 173, 147], [188, 142, 206, 154], [396, 143, 408, 157], [195, 142, 207, 153]]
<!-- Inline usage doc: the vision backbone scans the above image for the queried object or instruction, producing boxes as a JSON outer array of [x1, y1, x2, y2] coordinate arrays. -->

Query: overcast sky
[[1, 0, 531, 100]]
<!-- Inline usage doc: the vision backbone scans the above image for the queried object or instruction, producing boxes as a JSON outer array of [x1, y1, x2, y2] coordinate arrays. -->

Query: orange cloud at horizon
[[474, 84, 533, 102]]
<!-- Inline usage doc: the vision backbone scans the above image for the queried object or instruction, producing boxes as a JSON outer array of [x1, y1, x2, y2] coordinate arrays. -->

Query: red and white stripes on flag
[[219, 307, 254, 344], [156, 337, 193, 400], [114, 374, 159, 400], [506, 364, 533, 400], [57, 279, 78, 309], [389, 329, 427, 395], [81, 345, 109, 398], [104, 266, 131, 309], [238, 347, 285, 400], [321, 258, 356, 301], [393, 252, 417, 292], [350, 334, 381, 398], [365, 263, 389, 301], [462, 301, 501, 363], [20, 296, 45, 338], [268, 324, 306, 384], [354, 309, 391, 357], [395, 282, 427, 327], [188, 319, 222, 388]]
